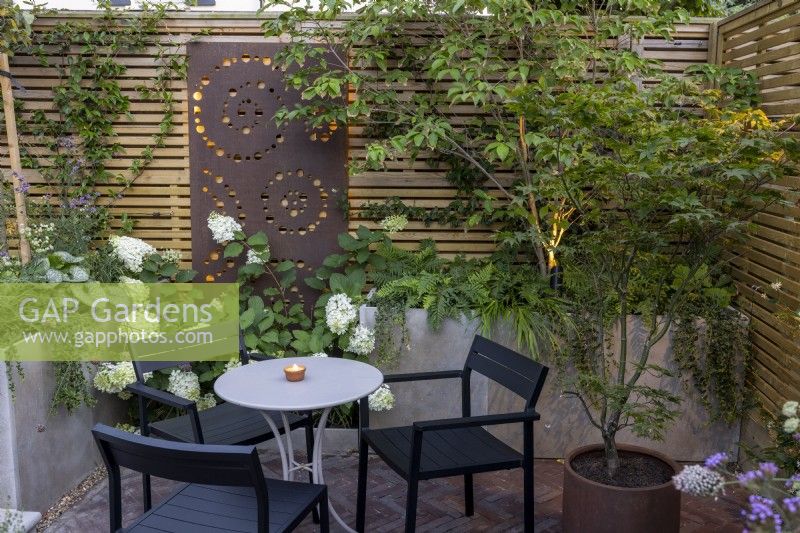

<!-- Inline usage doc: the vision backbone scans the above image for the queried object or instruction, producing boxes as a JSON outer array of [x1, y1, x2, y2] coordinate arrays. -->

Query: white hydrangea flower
[[161, 249, 182, 264], [119, 276, 142, 284], [783, 401, 798, 418], [166, 369, 201, 401], [380, 214, 408, 234], [368, 384, 395, 412], [224, 357, 242, 372], [347, 325, 376, 356], [93, 362, 137, 395], [325, 293, 357, 335], [207, 212, 242, 243], [109, 235, 156, 273], [785, 417, 800, 434], [672, 465, 725, 497], [246, 248, 269, 265], [114, 423, 141, 435], [310, 352, 328, 357], [196, 393, 217, 411]]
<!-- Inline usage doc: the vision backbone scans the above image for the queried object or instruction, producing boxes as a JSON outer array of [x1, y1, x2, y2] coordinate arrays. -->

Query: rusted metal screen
[[187, 41, 347, 309]]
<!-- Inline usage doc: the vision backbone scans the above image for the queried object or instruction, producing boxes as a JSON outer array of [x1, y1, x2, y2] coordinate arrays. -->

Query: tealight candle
[[284, 363, 306, 382]]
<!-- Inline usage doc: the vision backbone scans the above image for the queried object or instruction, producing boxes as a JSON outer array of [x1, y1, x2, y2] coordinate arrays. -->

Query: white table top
[[214, 356, 384, 411]]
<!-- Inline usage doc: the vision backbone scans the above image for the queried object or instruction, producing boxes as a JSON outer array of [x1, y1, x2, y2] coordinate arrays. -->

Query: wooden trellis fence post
[[0, 52, 31, 264]]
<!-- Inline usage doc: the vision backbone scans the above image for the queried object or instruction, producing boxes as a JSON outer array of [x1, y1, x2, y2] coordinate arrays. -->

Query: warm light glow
[[284, 363, 306, 381]]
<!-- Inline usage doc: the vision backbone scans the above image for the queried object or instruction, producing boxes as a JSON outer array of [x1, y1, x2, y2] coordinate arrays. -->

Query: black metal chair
[[92, 423, 328, 533], [127, 349, 315, 511], [356, 335, 548, 533]]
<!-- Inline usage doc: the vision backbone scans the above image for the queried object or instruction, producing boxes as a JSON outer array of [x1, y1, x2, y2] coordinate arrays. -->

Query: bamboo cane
[[0, 52, 31, 264]]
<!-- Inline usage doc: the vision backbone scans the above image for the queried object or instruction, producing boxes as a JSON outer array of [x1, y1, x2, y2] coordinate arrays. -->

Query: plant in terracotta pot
[[530, 61, 800, 533]]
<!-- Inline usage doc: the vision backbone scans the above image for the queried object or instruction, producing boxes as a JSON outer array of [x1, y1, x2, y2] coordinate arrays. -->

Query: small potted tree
[[528, 71, 800, 531]]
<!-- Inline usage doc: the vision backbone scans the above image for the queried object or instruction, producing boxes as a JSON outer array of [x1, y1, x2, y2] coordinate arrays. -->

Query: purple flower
[[783, 497, 800, 514], [738, 469, 764, 485], [13, 172, 29, 194], [760, 462, 780, 477], [743, 495, 783, 532], [57, 136, 76, 149], [704, 452, 729, 469]]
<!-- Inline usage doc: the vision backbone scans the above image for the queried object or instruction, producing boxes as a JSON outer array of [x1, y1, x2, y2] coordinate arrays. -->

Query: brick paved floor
[[44, 452, 745, 532]]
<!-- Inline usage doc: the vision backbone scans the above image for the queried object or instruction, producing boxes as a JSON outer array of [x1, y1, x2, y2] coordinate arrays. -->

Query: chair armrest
[[383, 370, 462, 383], [412, 410, 540, 432], [126, 382, 196, 411]]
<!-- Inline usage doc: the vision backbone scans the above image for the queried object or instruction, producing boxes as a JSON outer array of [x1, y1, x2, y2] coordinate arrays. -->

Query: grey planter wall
[[361, 307, 743, 461], [0, 362, 125, 513], [361, 308, 486, 427]]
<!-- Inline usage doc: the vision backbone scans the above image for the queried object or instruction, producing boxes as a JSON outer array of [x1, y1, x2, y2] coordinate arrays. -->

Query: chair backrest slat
[[464, 335, 548, 408], [93, 424, 264, 486]]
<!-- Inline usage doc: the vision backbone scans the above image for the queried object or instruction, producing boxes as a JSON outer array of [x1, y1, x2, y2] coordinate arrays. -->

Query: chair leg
[[356, 436, 369, 533], [318, 489, 330, 533], [304, 417, 320, 524], [464, 473, 474, 516], [523, 463, 534, 533], [404, 477, 419, 533], [142, 473, 152, 512]]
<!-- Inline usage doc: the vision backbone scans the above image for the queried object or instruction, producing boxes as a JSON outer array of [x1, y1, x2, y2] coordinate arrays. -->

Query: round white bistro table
[[214, 356, 383, 532]]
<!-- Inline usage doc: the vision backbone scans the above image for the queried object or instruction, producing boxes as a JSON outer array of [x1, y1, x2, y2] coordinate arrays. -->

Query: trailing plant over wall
[[673, 304, 753, 425]]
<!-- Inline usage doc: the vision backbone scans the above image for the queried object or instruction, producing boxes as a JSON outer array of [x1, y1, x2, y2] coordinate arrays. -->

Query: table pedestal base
[[261, 408, 355, 533]]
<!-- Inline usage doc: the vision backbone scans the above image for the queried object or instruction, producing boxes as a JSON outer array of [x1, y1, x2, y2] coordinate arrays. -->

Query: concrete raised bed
[[0, 362, 125, 513], [361, 307, 743, 461]]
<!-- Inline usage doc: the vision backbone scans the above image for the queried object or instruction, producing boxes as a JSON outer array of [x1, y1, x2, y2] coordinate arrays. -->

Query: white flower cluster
[[380, 214, 408, 234], [325, 293, 357, 335], [0, 254, 20, 280], [310, 352, 328, 357], [115, 423, 141, 435], [207, 212, 242, 243], [224, 357, 242, 372], [22, 222, 55, 254], [196, 393, 217, 411], [167, 369, 201, 401], [162, 249, 182, 264], [110, 235, 156, 273], [368, 384, 395, 412], [672, 465, 725, 497], [783, 401, 799, 433], [347, 325, 376, 356], [93, 362, 138, 398], [247, 248, 269, 265]]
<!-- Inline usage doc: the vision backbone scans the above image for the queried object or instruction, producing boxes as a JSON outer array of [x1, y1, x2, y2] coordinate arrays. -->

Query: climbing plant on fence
[[0, 1, 187, 413], [262, 0, 688, 277]]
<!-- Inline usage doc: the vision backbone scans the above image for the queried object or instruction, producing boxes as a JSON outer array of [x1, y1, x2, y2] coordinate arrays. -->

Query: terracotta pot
[[562, 444, 681, 533]]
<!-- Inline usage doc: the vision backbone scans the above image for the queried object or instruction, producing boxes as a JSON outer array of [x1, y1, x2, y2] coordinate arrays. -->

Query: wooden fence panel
[[714, 0, 800, 429], [0, 13, 714, 263]]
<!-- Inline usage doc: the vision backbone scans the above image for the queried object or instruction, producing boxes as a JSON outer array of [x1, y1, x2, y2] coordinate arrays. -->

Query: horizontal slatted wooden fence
[[713, 0, 800, 436], [0, 13, 715, 262]]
